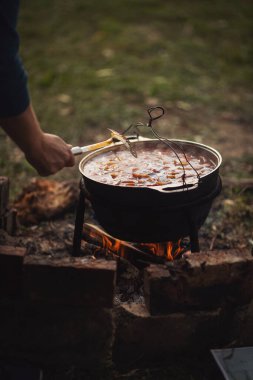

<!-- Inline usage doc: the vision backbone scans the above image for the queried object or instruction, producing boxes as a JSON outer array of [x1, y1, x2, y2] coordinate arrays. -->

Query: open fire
[[82, 223, 185, 262], [138, 240, 184, 260]]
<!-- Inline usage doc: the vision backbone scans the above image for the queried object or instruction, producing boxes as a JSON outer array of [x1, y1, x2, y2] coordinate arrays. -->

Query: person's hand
[[25, 133, 75, 176], [1, 104, 75, 176]]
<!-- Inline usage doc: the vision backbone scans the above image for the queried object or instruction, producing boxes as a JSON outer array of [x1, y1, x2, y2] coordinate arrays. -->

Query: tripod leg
[[72, 186, 86, 257], [189, 223, 200, 252], [186, 209, 200, 253]]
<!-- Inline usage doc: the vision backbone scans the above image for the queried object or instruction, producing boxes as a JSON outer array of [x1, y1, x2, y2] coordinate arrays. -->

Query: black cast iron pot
[[79, 139, 222, 242]]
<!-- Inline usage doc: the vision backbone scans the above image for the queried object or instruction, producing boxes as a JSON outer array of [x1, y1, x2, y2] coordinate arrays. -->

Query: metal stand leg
[[72, 183, 86, 257], [186, 208, 200, 253], [189, 224, 200, 252]]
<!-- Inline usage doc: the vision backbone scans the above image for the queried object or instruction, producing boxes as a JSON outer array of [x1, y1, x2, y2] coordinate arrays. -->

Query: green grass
[[1, 0, 253, 194], [19, 0, 253, 127]]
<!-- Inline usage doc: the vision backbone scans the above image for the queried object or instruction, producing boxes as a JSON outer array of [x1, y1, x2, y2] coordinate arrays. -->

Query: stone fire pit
[[1, 177, 253, 378]]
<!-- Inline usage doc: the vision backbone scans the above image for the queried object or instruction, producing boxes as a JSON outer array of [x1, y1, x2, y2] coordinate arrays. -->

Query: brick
[[113, 303, 221, 368], [0, 299, 114, 369], [144, 249, 253, 315], [183, 249, 253, 287], [24, 256, 116, 307], [234, 300, 253, 346], [0, 245, 26, 297], [0, 176, 9, 216], [3, 208, 17, 235]]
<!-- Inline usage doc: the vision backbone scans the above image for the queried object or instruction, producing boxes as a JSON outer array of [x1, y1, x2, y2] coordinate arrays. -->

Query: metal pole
[[186, 208, 200, 253], [72, 180, 86, 256]]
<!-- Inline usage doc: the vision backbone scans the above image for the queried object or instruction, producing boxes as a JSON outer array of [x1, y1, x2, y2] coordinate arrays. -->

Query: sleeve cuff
[[0, 55, 30, 118]]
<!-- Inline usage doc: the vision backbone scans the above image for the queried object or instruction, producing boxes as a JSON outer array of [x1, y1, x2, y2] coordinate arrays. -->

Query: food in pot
[[83, 146, 216, 187]]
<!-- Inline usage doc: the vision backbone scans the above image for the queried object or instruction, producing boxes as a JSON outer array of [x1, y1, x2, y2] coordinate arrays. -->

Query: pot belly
[[85, 176, 222, 243]]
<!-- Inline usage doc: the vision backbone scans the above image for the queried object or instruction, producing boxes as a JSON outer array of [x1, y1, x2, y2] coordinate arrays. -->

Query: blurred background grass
[[0, 0, 253, 193]]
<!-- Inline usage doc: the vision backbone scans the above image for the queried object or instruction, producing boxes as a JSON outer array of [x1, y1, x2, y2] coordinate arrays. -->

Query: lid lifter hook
[[147, 106, 165, 127]]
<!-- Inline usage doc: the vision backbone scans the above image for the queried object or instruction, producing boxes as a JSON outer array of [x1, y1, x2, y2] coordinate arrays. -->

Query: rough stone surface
[[0, 245, 26, 297], [113, 303, 222, 368], [183, 249, 253, 287], [0, 299, 114, 368], [2, 208, 17, 235], [240, 300, 253, 345], [24, 256, 116, 308], [144, 249, 253, 315]]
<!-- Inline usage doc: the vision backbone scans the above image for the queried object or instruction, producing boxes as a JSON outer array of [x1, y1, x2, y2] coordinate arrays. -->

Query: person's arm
[[0, 104, 75, 176], [0, 1, 75, 176], [0, 1, 29, 117]]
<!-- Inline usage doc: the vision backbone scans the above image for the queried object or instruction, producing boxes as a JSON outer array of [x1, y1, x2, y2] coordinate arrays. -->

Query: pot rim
[[79, 137, 222, 191]]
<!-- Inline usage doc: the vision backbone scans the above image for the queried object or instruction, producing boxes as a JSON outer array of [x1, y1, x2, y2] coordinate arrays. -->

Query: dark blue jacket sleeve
[[0, 0, 30, 117]]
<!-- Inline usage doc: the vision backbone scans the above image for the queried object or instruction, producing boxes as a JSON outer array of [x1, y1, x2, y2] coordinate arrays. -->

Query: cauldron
[[79, 139, 222, 242]]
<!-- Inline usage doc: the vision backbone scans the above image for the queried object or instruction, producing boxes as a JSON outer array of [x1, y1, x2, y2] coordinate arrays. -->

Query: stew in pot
[[83, 146, 216, 187]]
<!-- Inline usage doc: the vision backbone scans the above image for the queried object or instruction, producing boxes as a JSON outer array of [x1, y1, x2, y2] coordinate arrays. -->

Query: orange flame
[[84, 223, 184, 261], [101, 235, 184, 261], [102, 235, 126, 258], [140, 239, 184, 261]]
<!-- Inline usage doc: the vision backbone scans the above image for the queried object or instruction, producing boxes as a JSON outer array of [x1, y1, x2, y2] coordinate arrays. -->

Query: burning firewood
[[82, 223, 166, 266], [14, 178, 79, 225]]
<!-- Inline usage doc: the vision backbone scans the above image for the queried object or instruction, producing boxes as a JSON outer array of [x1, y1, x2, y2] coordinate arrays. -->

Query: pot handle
[[71, 139, 113, 155], [152, 182, 199, 193]]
